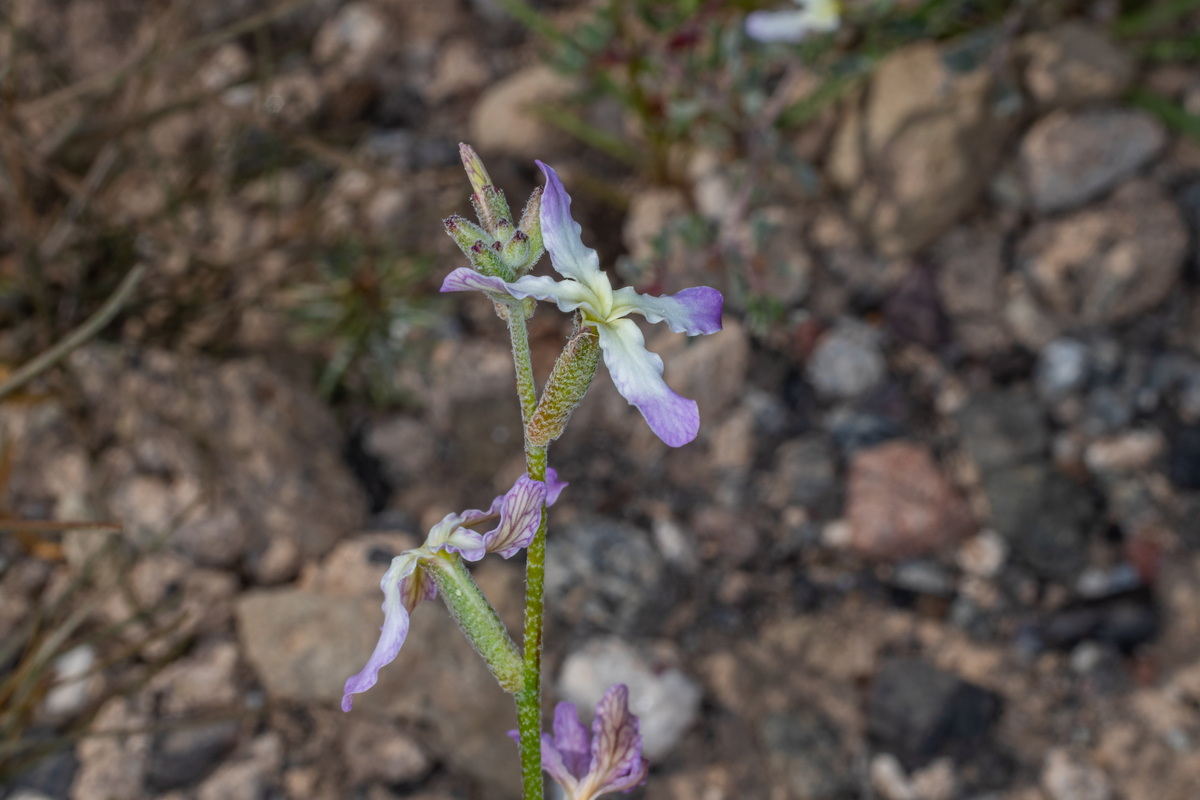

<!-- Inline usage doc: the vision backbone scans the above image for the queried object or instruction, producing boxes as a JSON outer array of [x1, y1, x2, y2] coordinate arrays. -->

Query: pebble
[[1041, 749, 1112, 800], [1020, 109, 1166, 213], [1019, 22, 1133, 107], [807, 322, 886, 401], [762, 711, 855, 799], [557, 637, 701, 761], [1036, 338, 1090, 400], [868, 658, 1003, 769]]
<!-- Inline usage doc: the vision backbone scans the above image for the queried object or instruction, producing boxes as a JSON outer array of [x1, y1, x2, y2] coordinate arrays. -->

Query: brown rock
[[1020, 109, 1166, 213], [1015, 180, 1187, 334], [468, 65, 578, 159], [828, 42, 1020, 256], [846, 441, 974, 559], [1019, 22, 1134, 108]]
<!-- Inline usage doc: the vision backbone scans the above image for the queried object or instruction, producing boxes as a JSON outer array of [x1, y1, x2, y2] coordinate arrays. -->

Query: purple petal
[[440, 267, 513, 295], [544, 468, 568, 506], [587, 685, 649, 795], [482, 476, 548, 559], [552, 701, 592, 781], [596, 319, 700, 447], [425, 512, 488, 562], [535, 161, 603, 285], [612, 286, 723, 336], [342, 553, 422, 711]]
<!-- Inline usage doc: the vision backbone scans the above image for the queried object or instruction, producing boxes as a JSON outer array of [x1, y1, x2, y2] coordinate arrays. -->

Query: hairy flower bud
[[527, 323, 600, 447], [444, 215, 490, 259], [460, 143, 512, 236]]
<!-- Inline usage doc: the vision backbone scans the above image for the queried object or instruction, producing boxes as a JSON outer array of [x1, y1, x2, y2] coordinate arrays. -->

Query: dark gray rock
[[957, 390, 1049, 472], [868, 658, 1003, 770], [544, 518, 670, 636], [145, 720, 241, 791], [982, 465, 1094, 582], [762, 712, 855, 800], [760, 436, 839, 511]]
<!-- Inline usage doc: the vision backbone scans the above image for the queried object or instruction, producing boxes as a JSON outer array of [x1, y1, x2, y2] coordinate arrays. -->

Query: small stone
[[195, 733, 283, 800], [957, 390, 1048, 472], [558, 637, 701, 761], [807, 322, 886, 401], [762, 711, 855, 799], [623, 188, 690, 263], [312, 2, 390, 76], [933, 227, 1010, 356], [343, 718, 430, 786], [1042, 749, 1112, 800], [1017, 180, 1187, 330], [1084, 430, 1165, 474], [846, 441, 974, 560], [545, 517, 668, 635], [761, 436, 839, 512], [868, 658, 1003, 770], [1036, 338, 1090, 401], [1020, 110, 1166, 213], [982, 465, 1093, 582], [1167, 425, 1200, 490], [43, 645, 100, 719], [71, 696, 151, 800], [1019, 22, 1134, 108], [956, 532, 1008, 579]]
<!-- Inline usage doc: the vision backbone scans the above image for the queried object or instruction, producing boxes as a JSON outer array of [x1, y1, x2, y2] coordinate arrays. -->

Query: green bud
[[501, 229, 531, 267], [516, 186, 544, 274], [459, 143, 513, 236], [468, 239, 515, 281], [527, 323, 600, 447], [444, 215, 490, 259]]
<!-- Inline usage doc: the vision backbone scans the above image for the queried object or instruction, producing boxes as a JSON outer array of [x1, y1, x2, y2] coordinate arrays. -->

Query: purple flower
[[441, 162, 723, 447], [516, 684, 649, 799], [342, 471, 566, 711]]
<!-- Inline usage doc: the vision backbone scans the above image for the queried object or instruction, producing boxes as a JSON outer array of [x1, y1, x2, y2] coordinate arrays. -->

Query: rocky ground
[[3, 1, 1200, 799]]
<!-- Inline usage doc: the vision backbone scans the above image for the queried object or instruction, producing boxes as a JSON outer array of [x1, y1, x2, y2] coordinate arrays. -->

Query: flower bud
[[460, 143, 512, 235], [527, 323, 600, 447], [443, 215, 490, 259], [515, 186, 544, 273]]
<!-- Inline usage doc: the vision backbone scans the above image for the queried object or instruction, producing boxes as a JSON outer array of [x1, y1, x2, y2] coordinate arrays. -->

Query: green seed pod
[[527, 323, 600, 447]]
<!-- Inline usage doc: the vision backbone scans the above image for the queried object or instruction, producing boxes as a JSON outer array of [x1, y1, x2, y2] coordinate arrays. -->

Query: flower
[[442, 162, 723, 447], [515, 684, 649, 800], [342, 471, 566, 711], [745, 0, 840, 43]]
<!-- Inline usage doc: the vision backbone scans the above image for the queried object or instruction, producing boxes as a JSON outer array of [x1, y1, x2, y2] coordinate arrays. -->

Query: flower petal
[[342, 552, 422, 711], [596, 318, 699, 447], [611, 286, 723, 335], [535, 161, 603, 287], [482, 475, 548, 559], [440, 267, 512, 295], [551, 701, 592, 783], [745, 1, 839, 43], [585, 685, 649, 796], [544, 467, 568, 506], [425, 512, 488, 562]]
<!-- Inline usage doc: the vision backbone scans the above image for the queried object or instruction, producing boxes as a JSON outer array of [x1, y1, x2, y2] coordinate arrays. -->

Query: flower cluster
[[342, 471, 565, 711], [443, 162, 723, 447]]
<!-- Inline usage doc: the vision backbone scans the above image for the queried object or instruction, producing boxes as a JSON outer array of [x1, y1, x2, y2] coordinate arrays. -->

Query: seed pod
[[527, 323, 600, 447]]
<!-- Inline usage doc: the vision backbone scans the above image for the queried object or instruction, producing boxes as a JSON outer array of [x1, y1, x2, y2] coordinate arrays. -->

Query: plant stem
[[507, 305, 548, 800]]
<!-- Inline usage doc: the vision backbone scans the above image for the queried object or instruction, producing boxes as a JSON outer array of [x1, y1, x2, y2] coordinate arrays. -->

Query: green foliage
[[287, 240, 439, 406]]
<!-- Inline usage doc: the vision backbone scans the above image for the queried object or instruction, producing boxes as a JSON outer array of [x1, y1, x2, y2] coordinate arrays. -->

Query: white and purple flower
[[745, 0, 840, 43], [342, 471, 566, 711], [511, 684, 649, 800], [442, 162, 723, 447]]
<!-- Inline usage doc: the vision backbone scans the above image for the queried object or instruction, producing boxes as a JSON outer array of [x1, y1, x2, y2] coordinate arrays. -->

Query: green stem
[[507, 304, 549, 800], [423, 553, 524, 692]]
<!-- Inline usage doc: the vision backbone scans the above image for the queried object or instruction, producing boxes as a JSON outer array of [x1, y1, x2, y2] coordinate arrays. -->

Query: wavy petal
[[611, 286, 723, 335], [424, 512, 487, 562], [342, 552, 421, 711], [544, 467, 568, 506], [535, 161, 603, 286], [586, 685, 649, 797], [596, 319, 699, 447], [440, 267, 511, 295]]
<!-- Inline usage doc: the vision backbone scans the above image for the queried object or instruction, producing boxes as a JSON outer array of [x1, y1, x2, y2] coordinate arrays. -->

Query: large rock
[[468, 65, 578, 159], [236, 567, 522, 795], [1020, 109, 1166, 213], [828, 42, 1021, 255], [1012, 180, 1187, 346], [70, 346, 365, 583]]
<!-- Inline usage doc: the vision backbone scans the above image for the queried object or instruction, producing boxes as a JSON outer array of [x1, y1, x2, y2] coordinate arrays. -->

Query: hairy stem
[[508, 305, 548, 800]]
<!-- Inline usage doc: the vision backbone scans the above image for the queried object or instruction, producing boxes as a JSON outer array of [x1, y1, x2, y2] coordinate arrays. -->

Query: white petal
[[610, 286, 723, 335], [536, 162, 614, 313], [595, 319, 699, 447]]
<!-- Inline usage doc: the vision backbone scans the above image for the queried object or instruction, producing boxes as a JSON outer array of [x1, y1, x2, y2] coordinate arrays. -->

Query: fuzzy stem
[[507, 303, 548, 800]]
